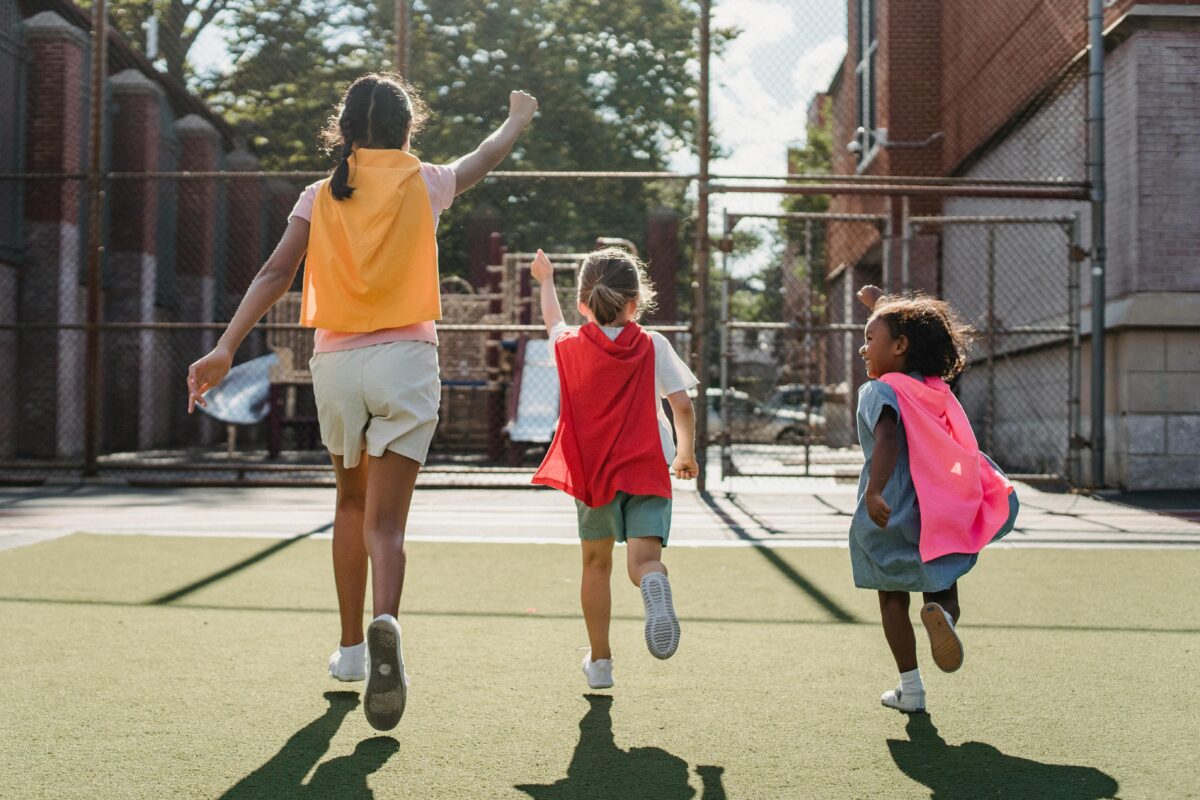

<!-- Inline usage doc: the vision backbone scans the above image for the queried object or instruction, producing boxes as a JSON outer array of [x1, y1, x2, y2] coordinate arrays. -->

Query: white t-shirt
[[549, 321, 698, 463]]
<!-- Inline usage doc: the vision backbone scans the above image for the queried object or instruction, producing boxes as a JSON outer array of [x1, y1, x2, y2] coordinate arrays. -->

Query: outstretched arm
[[529, 249, 564, 334], [449, 91, 538, 196], [186, 218, 309, 413]]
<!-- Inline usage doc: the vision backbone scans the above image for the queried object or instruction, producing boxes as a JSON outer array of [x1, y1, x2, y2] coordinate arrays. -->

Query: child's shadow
[[219, 691, 399, 800], [516, 694, 727, 800], [888, 713, 1119, 800]]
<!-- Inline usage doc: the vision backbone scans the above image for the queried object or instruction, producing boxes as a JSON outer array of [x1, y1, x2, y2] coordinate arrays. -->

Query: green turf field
[[1, 533, 1197, 799]]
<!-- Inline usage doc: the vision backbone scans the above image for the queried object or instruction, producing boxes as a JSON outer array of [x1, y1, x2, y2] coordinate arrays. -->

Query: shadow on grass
[[219, 691, 397, 800], [516, 694, 726, 800], [701, 491, 858, 623], [150, 521, 333, 605], [888, 713, 1119, 800]]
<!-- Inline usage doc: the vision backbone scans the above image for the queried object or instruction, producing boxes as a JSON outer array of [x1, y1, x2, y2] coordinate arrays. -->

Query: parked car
[[691, 388, 826, 445], [766, 384, 826, 414]]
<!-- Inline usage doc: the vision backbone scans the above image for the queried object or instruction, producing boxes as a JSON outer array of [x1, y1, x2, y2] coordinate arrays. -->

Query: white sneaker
[[364, 614, 408, 731], [640, 572, 680, 659], [881, 686, 926, 713], [328, 642, 366, 682], [582, 652, 614, 689]]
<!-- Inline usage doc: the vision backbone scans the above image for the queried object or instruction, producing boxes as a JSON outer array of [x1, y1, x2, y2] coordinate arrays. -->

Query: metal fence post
[[84, 0, 109, 478], [1068, 214, 1083, 486], [719, 213, 732, 482], [803, 219, 814, 476], [900, 197, 912, 292], [984, 226, 996, 455], [693, 0, 711, 492], [1087, 0, 1107, 487]]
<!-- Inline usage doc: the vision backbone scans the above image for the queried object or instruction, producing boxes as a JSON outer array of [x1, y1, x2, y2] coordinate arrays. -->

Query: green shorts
[[576, 491, 672, 546]]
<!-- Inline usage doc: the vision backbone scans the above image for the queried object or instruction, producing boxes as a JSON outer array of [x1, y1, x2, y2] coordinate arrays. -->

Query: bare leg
[[581, 538, 615, 660], [330, 452, 369, 646], [363, 450, 421, 618], [923, 582, 960, 624], [878, 590, 918, 673], [625, 536, 666, 586]]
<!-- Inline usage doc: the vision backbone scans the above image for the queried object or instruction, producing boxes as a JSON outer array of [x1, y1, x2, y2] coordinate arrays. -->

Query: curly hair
[[870, 293, 975, 380], [577, 246, 658, 325]]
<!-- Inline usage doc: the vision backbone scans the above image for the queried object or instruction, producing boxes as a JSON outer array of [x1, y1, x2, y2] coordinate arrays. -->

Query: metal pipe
[[882, 197, 893, 292], [84, 0, 108, 478], [708, 183, 1090, 200], [901, 217, 912, 293], [719, 213, 732, 482], [394, 0, 408, 75], [709, 173, 1088, 189], [0, 172, 1091, 188], [1087, 0, 1107, 487], [722, 211, 886, 224], [693, 0, 711, 492], [1067, 215, 1083, 486], [909, 214, 1079, 225], [802, 220, 814, 476], [985, 227, 997, 454]]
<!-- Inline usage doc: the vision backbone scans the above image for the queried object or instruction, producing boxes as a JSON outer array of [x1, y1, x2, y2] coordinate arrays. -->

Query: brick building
[[817, 0, 1200, 489], [0, 0, 297, 460]]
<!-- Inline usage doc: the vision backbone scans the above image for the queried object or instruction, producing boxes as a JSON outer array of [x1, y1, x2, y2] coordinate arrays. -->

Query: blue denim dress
[[848, 377, 1019, 593]]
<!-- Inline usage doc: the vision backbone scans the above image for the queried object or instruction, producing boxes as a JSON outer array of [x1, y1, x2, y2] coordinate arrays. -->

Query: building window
[[855, 0, 878, 167]]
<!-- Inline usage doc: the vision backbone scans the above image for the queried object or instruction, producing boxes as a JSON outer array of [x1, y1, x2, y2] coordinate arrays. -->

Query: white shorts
[[310, 341, 440, 468]]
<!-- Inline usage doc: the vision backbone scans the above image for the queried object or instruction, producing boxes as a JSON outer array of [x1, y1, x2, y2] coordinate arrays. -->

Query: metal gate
[[718, 209, 1083, 485]]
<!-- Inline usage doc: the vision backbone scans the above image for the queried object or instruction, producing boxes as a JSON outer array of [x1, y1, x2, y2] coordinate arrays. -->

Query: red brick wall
[[23, 26, 84, 223], [175, 119, 220, 279]]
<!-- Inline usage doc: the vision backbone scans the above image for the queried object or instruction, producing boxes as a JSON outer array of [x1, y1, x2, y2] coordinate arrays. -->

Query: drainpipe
[[1086, 0, 1107, 487]]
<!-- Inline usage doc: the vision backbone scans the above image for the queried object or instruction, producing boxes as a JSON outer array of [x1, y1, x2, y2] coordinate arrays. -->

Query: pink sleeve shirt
[[288, 162, 458, 352]]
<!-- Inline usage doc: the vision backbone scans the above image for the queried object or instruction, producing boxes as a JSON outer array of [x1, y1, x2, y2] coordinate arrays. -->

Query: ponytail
[[321, 73, 429, 202]]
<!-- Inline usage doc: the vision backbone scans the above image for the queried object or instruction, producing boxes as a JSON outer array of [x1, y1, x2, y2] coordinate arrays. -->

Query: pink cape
[[879, 373, 1013, 562]]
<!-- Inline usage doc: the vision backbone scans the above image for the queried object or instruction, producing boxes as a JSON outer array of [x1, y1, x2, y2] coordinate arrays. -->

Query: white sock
[[899, 667, 924, 695]]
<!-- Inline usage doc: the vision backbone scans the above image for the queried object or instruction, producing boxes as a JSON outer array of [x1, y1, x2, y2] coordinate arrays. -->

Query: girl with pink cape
[[851, 287, 1018, 715]]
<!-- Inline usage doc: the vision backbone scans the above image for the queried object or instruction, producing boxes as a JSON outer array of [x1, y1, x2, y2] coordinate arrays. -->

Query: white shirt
[[549, 322, 698, 463]]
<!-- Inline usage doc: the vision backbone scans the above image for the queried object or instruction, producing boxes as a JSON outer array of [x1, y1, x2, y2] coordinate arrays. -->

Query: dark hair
[[320, 73, 428, 201], [870, 292, 975, 380], [577, 247, 658, 326]]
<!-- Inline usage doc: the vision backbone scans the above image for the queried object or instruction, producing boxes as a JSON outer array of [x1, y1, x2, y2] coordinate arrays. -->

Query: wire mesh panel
[[910, 216, 1084, 481]]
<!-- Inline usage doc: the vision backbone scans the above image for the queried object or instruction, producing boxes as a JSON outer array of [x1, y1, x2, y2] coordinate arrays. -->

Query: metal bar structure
[[719, 213, 733, 481], [906, 214, 1081, 481], [985, 226, 997, 454], [394, 0, 408, 75], [0, 172, 1092, 188], [693, 0, 711, 492], [84, 0, 108, 477], [1087, 0, 1107, 487], [708, 183, 1091, 200], [802, 220, 815, 475], [1068, 214, 1084, 487]]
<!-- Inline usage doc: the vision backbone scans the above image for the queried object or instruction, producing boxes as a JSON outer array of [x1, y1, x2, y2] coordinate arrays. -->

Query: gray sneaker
[[640, 572, 680, 659], [364, 614, 407, 731]]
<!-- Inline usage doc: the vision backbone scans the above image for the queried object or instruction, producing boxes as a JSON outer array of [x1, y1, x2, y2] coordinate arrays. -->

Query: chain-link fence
[[3, 0, 1113, 486]]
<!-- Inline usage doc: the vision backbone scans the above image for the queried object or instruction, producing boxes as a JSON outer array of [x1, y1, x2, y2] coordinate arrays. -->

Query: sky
[[190, 0, 847, 274]]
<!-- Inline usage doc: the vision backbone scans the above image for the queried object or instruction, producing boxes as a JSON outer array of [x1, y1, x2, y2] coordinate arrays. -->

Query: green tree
[[200, 0, 728, 279]]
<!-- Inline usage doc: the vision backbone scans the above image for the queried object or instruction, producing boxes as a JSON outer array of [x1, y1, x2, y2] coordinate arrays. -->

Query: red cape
[[532, 322, 671, 507]]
